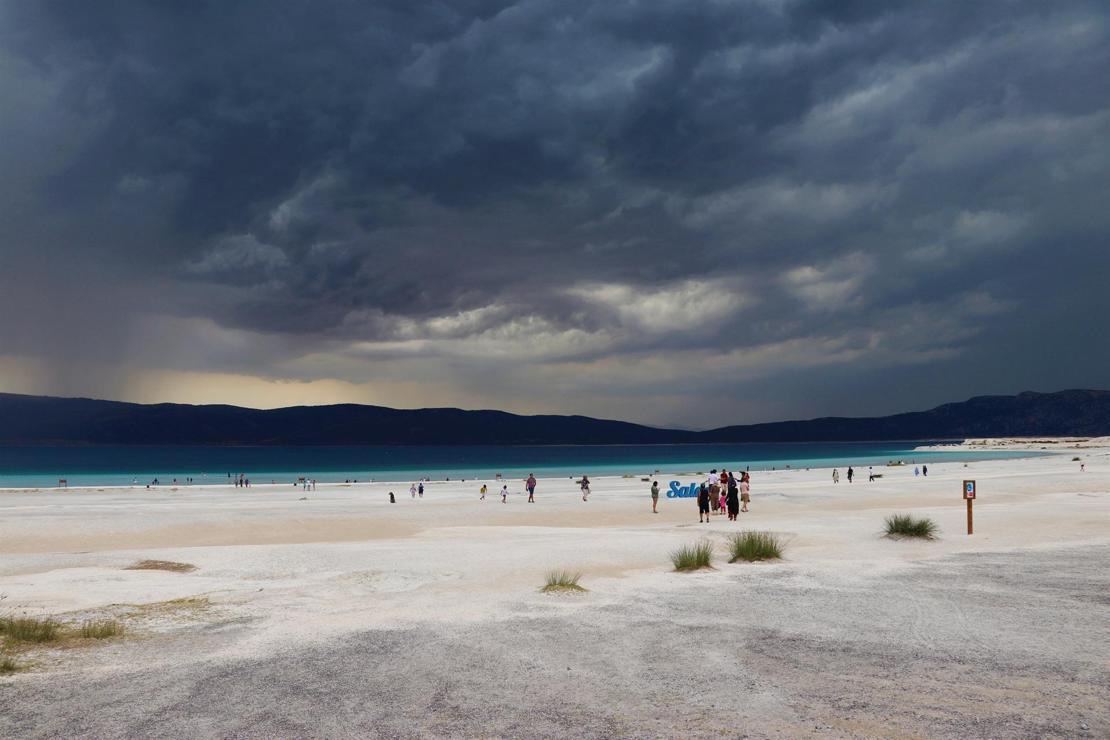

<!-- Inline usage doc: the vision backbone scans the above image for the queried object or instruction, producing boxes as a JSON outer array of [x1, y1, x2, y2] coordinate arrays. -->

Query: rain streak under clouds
[[1, 1, 1108, 427]]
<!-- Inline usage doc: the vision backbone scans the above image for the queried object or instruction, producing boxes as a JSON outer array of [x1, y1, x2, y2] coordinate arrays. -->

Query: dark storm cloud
[[1, 0, 1108, 423]]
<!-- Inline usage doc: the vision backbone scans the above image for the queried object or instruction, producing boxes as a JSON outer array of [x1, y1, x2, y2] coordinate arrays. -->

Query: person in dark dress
[[726, 477, 740, 521]]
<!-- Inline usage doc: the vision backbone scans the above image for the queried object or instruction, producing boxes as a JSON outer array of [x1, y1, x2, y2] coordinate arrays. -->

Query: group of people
[[479, 473, 540, 503], [831, 464, 927, 484], [695, 469, 750, 522]]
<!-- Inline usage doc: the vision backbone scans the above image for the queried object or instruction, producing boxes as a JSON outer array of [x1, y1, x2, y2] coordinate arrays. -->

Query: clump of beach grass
[[727, 532, 783, 562], [0, 615, 61, 644], [541, 569, 586, 593], [670, 541, 714, 571], [1, 653, 22, 674], [125, 560, 197, 573], [79, 619, 124, 639], [884, 514, 939, 539]]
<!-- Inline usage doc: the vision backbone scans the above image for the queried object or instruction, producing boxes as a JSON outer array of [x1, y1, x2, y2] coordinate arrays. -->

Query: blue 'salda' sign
[[667, 480, 700, 498]]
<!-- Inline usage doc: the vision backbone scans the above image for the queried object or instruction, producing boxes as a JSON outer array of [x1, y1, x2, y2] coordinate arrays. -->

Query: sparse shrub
[[727, 532, 783, 562], [884, 514, 938, 539], [80, 619, 124, 639], [0, 653, 21, 674], [125, 560, 197, 573], [1072, 456, 1081, 462], [541, 570, 586, 593], [670, 541, 714, 571], [0, 616, 60, 643]]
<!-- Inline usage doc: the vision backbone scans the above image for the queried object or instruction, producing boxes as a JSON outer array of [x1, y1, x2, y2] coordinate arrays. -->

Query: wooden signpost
[[963, 480, 976, 535]]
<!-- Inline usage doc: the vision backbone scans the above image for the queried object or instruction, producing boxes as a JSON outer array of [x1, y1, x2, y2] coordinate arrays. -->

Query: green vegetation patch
[[0, 616, 61, 644], [884, 514, 939, 539], [727, 531, 783, 562], [541, 570, 587, 593], [670, 541, 714, 571], [80, 619, 124, 639]]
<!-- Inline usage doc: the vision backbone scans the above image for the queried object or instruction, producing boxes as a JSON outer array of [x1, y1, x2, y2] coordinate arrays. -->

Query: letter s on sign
[[667, 480, 682, 498]]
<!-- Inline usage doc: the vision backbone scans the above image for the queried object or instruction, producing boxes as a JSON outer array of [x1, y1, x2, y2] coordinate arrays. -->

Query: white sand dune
[[1, 447, 1108, 738]]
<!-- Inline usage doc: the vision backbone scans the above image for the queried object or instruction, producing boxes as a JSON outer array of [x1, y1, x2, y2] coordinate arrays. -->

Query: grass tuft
[[884, 514, 939, 539], [670, 541, 714, 571], [0, 653, 22, 674], [727, 532, 783, 562], [0, 616, 61, 643], [80, 619, 124, 639], [541, 570, 586, 593], [125, 560, 197, 573]]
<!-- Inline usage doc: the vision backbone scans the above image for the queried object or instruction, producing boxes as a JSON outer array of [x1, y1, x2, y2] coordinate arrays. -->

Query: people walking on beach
[[914, 466, 920, 477], [388, 491, 395, 503], [1081, 463, 1086, 472], [650, 480, 659, 513], [718, 483, 727, 515], [501, 484, 508, 503], [726, 476, 740, 520], [480, 484, 487, 500], [526, 474, 537, 503], [740, 472, 751, 513], [922, 464, 928, 477], [847, 466, 854, 483], [410, 483, 417, 499], [697, 482, 711, 523], [868, 467, 875, 482], [580, 475, 591, 501], [832, 469, 839, 484], [418, 482, 424, 498]]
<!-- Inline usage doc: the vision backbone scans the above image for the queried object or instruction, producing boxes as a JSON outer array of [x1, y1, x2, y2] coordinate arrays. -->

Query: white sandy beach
[[1, 445, 1108, 738]]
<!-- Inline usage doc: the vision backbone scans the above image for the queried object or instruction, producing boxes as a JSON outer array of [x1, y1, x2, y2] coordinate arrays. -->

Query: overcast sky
[[1, 1, 1108, 427]]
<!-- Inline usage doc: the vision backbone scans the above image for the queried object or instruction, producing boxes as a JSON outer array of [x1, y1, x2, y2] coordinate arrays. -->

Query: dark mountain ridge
[[0, 389, 1107, 445]]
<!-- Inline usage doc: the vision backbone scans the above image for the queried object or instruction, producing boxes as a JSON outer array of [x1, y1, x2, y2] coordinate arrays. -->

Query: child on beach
[[480, 484, 487, 500], [650, 480, 659, 513], [501, 484, 509, 503]]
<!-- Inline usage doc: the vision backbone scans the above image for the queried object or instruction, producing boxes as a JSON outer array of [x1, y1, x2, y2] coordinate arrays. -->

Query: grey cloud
[[1, 0, 1108, 424]]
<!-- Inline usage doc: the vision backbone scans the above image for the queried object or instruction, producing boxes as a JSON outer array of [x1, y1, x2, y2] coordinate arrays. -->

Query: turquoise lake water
[[0, 443, 1043, 488]]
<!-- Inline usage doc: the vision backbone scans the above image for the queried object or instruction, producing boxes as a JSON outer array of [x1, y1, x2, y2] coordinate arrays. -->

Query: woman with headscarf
[[726, 472, 740, 521]]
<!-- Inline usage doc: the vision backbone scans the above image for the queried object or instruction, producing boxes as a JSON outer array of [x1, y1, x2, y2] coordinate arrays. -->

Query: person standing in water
[[526, 473, 537, 503], [650, 480, 660, 513]]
